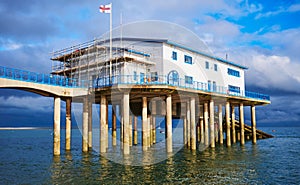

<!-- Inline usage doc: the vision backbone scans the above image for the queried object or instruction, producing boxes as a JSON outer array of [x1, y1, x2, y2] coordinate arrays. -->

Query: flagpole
[[109, 3, 112, 84]]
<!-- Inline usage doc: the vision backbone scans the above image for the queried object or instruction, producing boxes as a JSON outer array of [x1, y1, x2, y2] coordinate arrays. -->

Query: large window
[[185, 75, 193, 84], [184, 55, 193, 64], [228, 85, 240, 93], [228, 68, 240, 77], [151, 72, 158, 81], [172, 51, 177, 60], [133, 71, 137, 80]]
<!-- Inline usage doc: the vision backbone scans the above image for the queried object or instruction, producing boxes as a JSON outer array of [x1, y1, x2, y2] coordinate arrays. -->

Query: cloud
[[254, 3, 300, 19]]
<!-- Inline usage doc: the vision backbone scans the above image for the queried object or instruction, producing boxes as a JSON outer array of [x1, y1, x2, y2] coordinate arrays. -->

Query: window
[[184, 55, 193, 64], [228, 85, 240, 93], [213, 81, 217, 91], [214, 64, 218, 71], [208, 80, 211, 91], [205, 61, 209, 69], [172, 51, 177, 60], [185, 75, 193, 84], [133, 71, 137, 80], [228, 68, 240, 77], [151, 72, 158, 81]]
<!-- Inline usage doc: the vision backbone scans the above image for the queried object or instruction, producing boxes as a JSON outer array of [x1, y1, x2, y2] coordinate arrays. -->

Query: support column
[[88, 100, 92, 149], [129, 115, 133, 146], [204, 102, 209, 146], [226, 102, 231, 147], [186, 101, 191, 148], [166, 95, 172, 153], [112, 106, 117, 146], [65, 98, 71, 151], [218, 104, 223, 145], [53, 97, 61, 156], [231, 105, 236, 144], [123, 92, 130, 155], [106, 101, 108, 149], [82, 96, 88, 152], [147, 117, 151, 147], [200, 107, 204, 144], [190, 97, 196, 150], [100, 95, 107, 153], [239, 103, 245, 145], [183, 116, 187, 146], [151, 101, 156, 144], [142, 97, 148, 151], [134, 116, 138, 145], [210, 100, 215, 148], [251, 105, 257, 144]]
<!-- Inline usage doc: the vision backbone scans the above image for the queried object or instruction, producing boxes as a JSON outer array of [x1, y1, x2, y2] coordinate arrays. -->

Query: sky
[[0, 0, 300, 127]]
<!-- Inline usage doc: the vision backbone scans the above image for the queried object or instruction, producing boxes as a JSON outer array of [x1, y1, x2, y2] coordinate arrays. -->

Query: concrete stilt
[[251, 105, 257, 144], [120, 103, 124, 146], [200, 117, 204, 144], [231, 105, 236, 144], [204, 102, 209, 146], [190, 97, 196, 150], [210, 100, 215, 148], [82, 96, 88, 152], [106, 101, 108, 149], [151, 101, 156, 144], [129, 115, 133, 146], [148, 117, 151, 147], [166, 95, 172, 153], [186, 101, 191, 148], [100, 95, 107, 153], [53, 96, 61, 156], [197, 122, 200, 143], [226, 102, 231, 147], [239, 103, 245, 145], [65, 98, 71, 151], [218, 104, 223, 145], [134, 116, 138, 145], [112, 106, 117, 146], [142, 97, 148, 151], [88, 100, 92, 149], [183, 116, 187, 146], [123, 92, 130, 155]]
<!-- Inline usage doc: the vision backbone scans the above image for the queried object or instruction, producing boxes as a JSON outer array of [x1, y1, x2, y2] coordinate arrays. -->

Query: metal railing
[[0, 66, 87, 88], [93, 75, 270, 101]]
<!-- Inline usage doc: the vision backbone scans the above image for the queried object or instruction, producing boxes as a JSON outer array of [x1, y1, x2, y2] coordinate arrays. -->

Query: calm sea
[[0, 127, 299, 184]]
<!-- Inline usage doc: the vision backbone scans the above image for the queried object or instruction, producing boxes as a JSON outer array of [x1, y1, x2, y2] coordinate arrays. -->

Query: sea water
[[0, 127, 299, 184]]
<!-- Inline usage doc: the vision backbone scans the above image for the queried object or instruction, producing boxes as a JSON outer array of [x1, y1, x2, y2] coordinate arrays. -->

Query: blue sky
[[0, 0, 300, 127]]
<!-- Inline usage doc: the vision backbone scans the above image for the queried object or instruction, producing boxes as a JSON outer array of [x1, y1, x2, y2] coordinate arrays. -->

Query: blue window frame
[[208, 80, 211, 91], [185, 75, 193, 84], [205, 61, 209, 69], [213, 81, 217, 91], [228, 68, 240, 77], [228, 85, 240, 93], [214, 64, 218, 71], [172, 51, 177, 60], [133, 71, 137, 80], [184, 55, 192, 64]]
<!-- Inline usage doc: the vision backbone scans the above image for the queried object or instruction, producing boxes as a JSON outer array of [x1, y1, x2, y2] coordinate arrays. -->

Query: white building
[[51, 37, 248, 96]]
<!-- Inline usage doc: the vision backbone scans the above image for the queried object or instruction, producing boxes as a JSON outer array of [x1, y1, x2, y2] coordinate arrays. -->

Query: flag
[[99, 4, 111, 14]]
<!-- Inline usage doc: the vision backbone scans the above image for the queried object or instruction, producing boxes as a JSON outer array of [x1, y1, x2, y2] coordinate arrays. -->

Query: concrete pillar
[[200, 117, 204, 144], [123, 92, 130, 155], [65, 98, 71, 151], [186, 101, 191, 148], [231, 105, 236, 144], [197, 122, 200, 143], [151, 101, 156, 144], [129, 115, 133, 146], [239, 103, 245, 145], [142, 97, 148, 151], [106, 101, 108, 149], [190, 97, 196, 150], [218, 104, 223, 144], [166, 95, 172, 153], [88, 100, 92, 149], [183, 116, 187, 146], [120, 102, 124, 146], [210, 100, 215, 148], [112, 106, 117, 146], [100, 95, 107, 153], [251, 105, 257, 144], [226, 102, 231, 147], [82, 96, 88, 152], [147, 117, 151, 147], [204, 102, 209, 146], [53, 96, 61, 156], [134, 116, 138, 145]]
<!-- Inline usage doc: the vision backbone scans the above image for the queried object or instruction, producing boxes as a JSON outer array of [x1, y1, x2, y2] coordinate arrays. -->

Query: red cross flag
[[99, 4, 112, 14]]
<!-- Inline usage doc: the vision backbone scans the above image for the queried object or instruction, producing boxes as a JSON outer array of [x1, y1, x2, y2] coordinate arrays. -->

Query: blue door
[[140, 72, 145, 84]]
